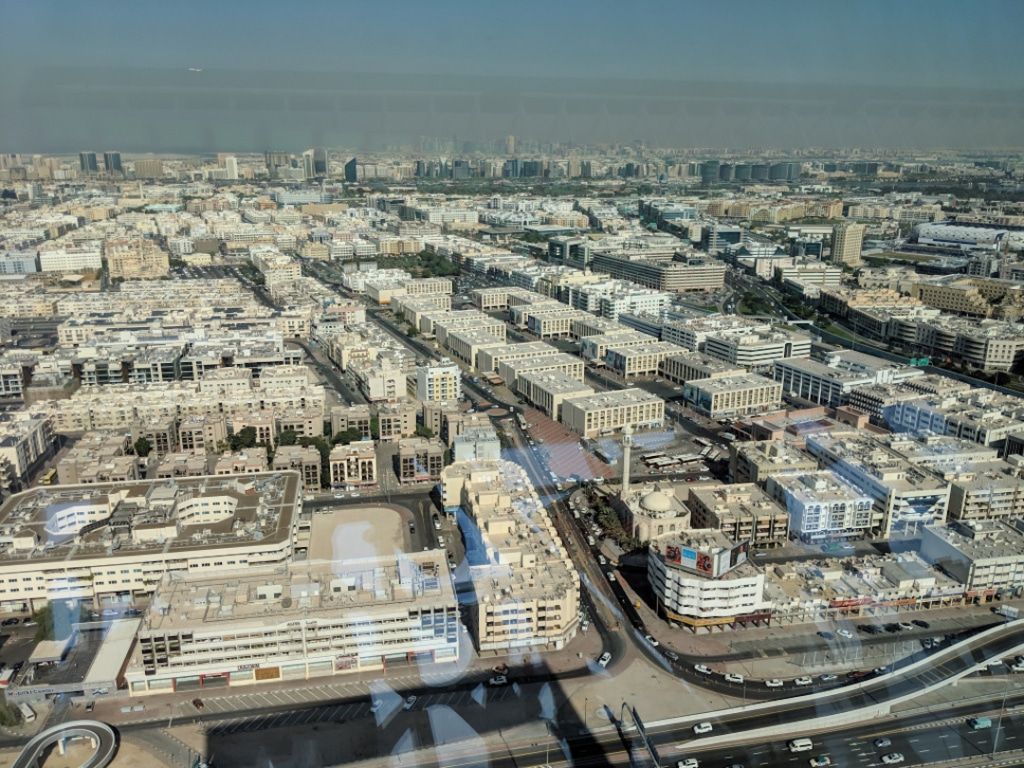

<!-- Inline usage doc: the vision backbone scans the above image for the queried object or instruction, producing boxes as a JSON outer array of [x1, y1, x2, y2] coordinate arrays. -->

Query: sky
[[1, 0, 1022, 152]]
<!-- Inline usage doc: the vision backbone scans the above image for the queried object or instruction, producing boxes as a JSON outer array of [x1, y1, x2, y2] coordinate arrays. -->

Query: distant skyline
[[2, 0, 1022, 152]]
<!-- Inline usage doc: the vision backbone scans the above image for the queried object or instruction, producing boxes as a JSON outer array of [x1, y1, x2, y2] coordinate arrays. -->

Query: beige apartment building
[[177, 415, 228, 454], [516, 371, 595, 419], [396, 437, 446, 483], [271, 445, 322, 491], [831, 222, 866, 267], [440, 460, 580, 651], [688, 483, 790, 547], [376, 400, 418, 441], [683, 374, 784, 419], [559, 389, 665, 437], [328, 440, 377, 487], [605, 341, 684, 378]]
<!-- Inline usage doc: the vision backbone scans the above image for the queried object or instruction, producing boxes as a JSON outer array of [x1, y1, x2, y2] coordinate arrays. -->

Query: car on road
[[884, 623, 901, 633], [370, 700, 383, 714], [724, 673, 744, 684], [881, 753, 904, 765], [487, 675, 508, 686], [764, 678, 784, 688], [898, 622, 915, 631], [598, 652, 612, 667], [597, 555, 607, 565], [794, 676, 813, 686], [816, 630, 834, 640], [607, 572, 616, 583], [1, 618, 18, 627], [808, 756, 831, 767], [819, 674, 838, 682], [692, 722, 713, 735], [84, 701, 94, 712], [837, 628, 854, 638], [873, 737, 892, 748], [664, 650, 679, 662], [644, 634, 660, 647], [676, 759, 699, 768], [912, 619, 930, 628], [192, 698, 204, 710], [402, 695, 417, 711], [694, 664, 712, 675]]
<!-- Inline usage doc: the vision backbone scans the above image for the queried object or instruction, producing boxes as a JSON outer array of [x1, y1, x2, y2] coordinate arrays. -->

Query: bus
[[693, 437, 711, 448], [39, 469, 56, 485], [17, 703, 36, 723]]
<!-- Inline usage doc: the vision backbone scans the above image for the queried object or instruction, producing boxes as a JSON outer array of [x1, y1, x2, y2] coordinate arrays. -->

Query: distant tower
[[505, 135, 517, 156], [620, 425, 633, 500]]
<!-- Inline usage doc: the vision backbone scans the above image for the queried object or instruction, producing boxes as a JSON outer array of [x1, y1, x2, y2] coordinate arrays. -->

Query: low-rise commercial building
[[767, 471, 878, 541], [604, 341, 685, 378], [683, 374, 783, 419], [516, 371, 594, 420], [687, 483, 789, 547], [728, 440, 819, 485], [559, 388, 665, 438], [920, 520, 1024, 596], [125, 554, 459, 695], [648, 530, 769, 631]]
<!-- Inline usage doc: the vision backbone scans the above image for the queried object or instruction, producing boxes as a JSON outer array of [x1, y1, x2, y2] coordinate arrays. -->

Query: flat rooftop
[[139, 554, 454, 633], [0, 471, 300, 566]]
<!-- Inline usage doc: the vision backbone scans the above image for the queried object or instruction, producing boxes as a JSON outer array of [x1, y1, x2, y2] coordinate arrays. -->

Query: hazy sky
[[2, 0, 1022, 152]]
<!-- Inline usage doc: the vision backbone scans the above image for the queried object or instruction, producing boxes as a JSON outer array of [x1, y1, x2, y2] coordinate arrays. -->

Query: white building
[[767, 471, 878, 541], [415, 358, 462, 402], [647, 530, 770, 632], [125, 554, 459, 696]]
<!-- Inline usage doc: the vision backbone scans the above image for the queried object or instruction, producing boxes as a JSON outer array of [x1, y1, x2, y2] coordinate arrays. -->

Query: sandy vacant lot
[[308, 506, 408, 562]]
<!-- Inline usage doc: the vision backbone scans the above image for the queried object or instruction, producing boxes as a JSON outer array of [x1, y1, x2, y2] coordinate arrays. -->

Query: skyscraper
[[505, 135, 517, 155], [831, 222, 866, 268], [79, 152, 98, 173], [223, 155, 238, 180], [103, 151, 123, 174], [313, 147, 328, 176], [344, 157, 358, 183]]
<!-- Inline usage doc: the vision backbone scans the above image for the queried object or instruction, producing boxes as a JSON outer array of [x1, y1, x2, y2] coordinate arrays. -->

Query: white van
[[788, 738, 814, 753]]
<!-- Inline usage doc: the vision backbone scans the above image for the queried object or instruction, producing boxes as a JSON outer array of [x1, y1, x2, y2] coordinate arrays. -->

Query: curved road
[[12, 720, 117, 768]]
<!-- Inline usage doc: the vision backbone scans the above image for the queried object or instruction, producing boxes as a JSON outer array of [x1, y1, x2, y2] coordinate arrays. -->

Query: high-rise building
[[312, 147, 328, 176], [831, 222, 866, 267], [264, 151, 291, 175], [103, 151, 123, 174], [133, 158, 164, 178], [344, 157, 358, 183], [302, 150, 315, 180], [505, 135, 517, 155], [222, 155, 238, 180], [78, 152, 98, 173]]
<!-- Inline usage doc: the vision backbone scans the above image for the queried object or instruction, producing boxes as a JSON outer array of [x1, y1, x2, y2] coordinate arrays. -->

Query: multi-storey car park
[[0, 471, 302, 614], [125, 554, 459, 696]]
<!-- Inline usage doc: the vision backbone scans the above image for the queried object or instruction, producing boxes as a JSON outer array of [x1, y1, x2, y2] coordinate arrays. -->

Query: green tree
[[229, 426, 258, 451], [277, 429, 298, 447], [331, 428, 363, 445], [133, 436, 152, 457], [415, 424, 434, 438], [370, 418, 380, 440]]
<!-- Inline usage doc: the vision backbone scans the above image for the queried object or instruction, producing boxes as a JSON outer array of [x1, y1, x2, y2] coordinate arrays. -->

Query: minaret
[[620, 425, 633, 500]]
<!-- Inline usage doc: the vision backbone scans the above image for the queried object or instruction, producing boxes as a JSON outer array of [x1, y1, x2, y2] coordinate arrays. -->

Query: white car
[[644, 634, 660, 647], [692, 721, 713, 735], [598, 652, 612, 667], [694, 664, 712, 675], [487, 675, 508, 686], [794, 676, 813, 686], [724, 673, 744, 684], [402, 695, 417, 711], [881, 753, 904, 765], [765, 678, 784, 688], [837, 628, 854, 638], [677, 760, 700, 768]]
